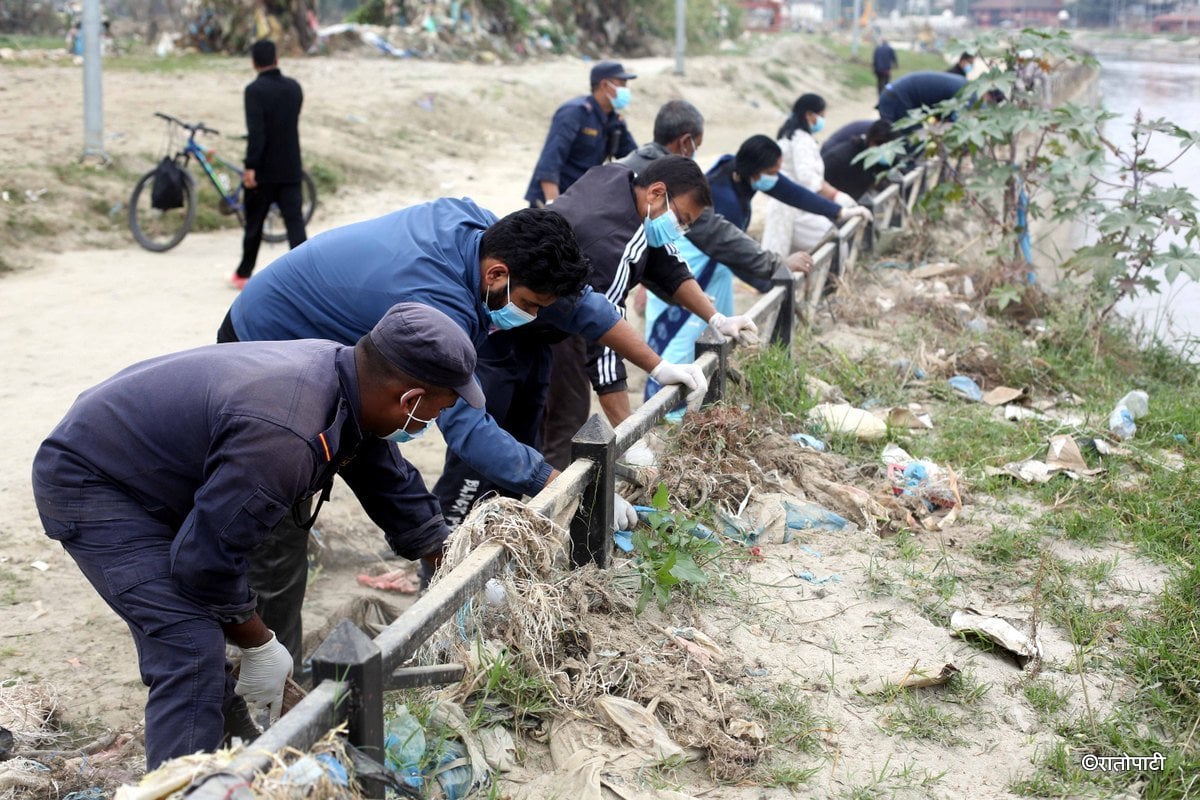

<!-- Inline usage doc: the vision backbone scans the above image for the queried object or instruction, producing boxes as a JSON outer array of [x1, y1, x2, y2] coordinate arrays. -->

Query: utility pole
[[674, 0, 686, 75], [851, 0, 863, 56], [81, 0, 109, 163]]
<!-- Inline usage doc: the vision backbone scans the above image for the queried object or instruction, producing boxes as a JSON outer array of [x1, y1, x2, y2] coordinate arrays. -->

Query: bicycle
[[128, 112, 317, 253]]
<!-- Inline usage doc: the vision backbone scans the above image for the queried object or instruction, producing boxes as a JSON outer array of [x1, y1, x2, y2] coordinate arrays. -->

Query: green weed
[[631, 483, 723, 614]]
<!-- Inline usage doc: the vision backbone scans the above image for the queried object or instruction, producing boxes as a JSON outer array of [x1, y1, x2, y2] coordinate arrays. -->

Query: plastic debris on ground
[[794, 570, 842, 585], [860, 662, 960, 694], [356, 567, 421, 593], [890, 358, 927, 380], [947, 375, 984, 402], [950, 608, 1041, 668], [909, 261, 962, 279], [790, 432, 827, 451], [804, 374, 846, 403], [981, 385, 1026, 406], [880, 444, 962, 529], [989, 435, 1103, 484], [807, 402, 888, 441], [384, 706, 426, 790], [784, 499, 854, 533], [1108, 389, 1149, 440], [886, 403, 933, 430]]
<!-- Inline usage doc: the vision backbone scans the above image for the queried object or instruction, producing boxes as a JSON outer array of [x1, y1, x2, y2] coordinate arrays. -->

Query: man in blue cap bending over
[[524, 60, 638, 206], [32, 302, 480, 769]]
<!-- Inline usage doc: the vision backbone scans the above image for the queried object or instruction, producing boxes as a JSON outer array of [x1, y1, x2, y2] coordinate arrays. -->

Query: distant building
[[742, 0, 788, 31], [1151, 9, 1200, 31], [970, 0, 1064, 27]]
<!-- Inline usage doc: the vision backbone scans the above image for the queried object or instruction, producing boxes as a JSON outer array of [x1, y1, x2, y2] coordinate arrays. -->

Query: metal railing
[[199, 164, 934, 796]]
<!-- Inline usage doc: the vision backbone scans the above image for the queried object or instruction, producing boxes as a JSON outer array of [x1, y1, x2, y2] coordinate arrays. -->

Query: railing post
[[694, 327, 730, 406], [569, 414, 615, 569], [769, 264, 795, 347], [311, 619, 385, 798]]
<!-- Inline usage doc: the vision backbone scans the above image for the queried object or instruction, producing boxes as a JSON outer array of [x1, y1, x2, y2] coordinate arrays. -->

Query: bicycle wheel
[[262, 171, 317, 244], [128, 169, 197, 252]]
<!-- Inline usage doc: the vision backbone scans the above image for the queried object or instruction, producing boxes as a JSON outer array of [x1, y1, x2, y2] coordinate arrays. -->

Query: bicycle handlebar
[[154, 112, 220, 137]]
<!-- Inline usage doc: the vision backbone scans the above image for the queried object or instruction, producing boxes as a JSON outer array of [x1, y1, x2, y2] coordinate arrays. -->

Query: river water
[[1095, 55, 1200, 352]]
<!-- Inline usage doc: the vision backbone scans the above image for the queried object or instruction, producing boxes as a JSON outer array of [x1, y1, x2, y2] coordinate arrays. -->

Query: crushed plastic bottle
[[1108, 390, 1149, 441], [383, 707, 426, 790]]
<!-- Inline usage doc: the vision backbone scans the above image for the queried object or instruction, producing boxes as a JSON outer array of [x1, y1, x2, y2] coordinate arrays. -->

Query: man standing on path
[[523, 60, 638, 207], [872, 37, 899, 97], [232, 39, 306, 290], [33, 302, 480, 769]]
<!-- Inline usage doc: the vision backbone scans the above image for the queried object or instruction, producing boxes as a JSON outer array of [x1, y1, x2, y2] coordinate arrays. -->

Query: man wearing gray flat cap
[[524, 59, 638, 206], [31, 301, 477, 769]]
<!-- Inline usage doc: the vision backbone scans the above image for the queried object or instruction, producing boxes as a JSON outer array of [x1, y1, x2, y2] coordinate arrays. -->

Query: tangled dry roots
[[437, 496, 570, 581]]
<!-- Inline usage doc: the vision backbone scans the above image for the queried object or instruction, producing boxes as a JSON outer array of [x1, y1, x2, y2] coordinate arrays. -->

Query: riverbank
[[1072, 29, 1200, 63], [0, 32, 1196, 800]]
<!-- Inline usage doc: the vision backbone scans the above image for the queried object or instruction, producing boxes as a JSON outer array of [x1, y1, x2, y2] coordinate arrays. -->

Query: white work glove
[[837, 204, 874, 225], [235, 632, 293, 723], [833, 190, 857, 208], [707, 312, 759, 346], [613, 493, 639, 532], [650, 360, 708, 412]]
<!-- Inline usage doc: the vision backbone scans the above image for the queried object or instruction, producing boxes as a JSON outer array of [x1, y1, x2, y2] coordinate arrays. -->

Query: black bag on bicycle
[[150, 157, 187, 210]]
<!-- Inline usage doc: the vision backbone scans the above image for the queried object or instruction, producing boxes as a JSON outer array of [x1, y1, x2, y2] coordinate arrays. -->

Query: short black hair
[[652, 100, 705, 146], [251, 39, 276, 68], [734, 135, 782, 181], [779, 93, 827, 139], [480, 208, 590, 298], [634, 155, 713, 208], [959, 51, 975, 62], [866, 119, 894, 147]]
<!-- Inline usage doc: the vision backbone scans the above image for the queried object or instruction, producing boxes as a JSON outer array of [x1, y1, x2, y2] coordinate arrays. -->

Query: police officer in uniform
[[524, 60, 638, 206]]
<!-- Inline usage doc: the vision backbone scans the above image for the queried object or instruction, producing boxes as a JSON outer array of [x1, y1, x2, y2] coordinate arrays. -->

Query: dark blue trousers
[[432, 331, 552, 531], [38, 512, 235, 769]]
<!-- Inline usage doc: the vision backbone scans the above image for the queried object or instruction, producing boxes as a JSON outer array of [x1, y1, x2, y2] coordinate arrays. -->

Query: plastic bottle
[[383, 707, 425, 789], [1108, 390, 1149, 441]]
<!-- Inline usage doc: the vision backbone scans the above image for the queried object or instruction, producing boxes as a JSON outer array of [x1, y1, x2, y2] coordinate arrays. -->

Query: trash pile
[[0, 679, 140, 799]]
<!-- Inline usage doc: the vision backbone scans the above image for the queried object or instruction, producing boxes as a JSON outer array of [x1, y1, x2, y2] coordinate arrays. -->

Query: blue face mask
[[644, 192, 685, 248], [810, 115, 825, 134], [750, 172, 779, 192], [612, 85, 632, 111], [385, 392, 435, 443], [486, 280, 537, 330]]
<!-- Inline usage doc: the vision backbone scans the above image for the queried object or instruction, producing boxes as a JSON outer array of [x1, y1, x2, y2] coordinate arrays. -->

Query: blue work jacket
[[228, 198, 622, 496], [32, 343, 444, 623], [707, 154, 840, 232], [524, 95, 636, 205]]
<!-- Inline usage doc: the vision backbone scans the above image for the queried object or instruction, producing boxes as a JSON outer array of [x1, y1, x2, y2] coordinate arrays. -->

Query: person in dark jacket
[[821, 119, 895, 200], [948, 51, 975, 77], [524, 60, 638, 206], [536, 156, 760, 470], [32, 302, 480, 769], [872, 38, 898, 97], [221, 203, 707, 663], [233, 39, 306, 289], [876, 71, 967, 124]]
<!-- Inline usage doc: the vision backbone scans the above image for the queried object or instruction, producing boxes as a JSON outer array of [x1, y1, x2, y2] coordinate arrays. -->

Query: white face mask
[[384, 391, 436, 443]]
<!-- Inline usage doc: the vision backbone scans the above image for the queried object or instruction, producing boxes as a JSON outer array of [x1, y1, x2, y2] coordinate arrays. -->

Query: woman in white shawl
[[762, 93, 861, 257]]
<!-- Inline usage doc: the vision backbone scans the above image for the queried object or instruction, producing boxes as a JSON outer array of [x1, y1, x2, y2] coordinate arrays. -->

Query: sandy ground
[[0, 35, 1169, 798]]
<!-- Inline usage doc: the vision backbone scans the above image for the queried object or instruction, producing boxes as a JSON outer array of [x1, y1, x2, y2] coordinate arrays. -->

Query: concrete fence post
[[569, 414, 615, 569], [770, 265, 795, 347], [311, 619, 385, 797], [694, 328, 731, 406]]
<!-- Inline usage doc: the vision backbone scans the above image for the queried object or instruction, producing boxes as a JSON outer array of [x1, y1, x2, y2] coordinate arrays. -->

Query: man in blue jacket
[[524, 60, 638, 206], [219, 202, 708, 664], [33, 303, 480, 769]]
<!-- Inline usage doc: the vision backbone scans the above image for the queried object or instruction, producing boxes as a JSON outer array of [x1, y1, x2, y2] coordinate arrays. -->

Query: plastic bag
[[150, 158, 187, 210]]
